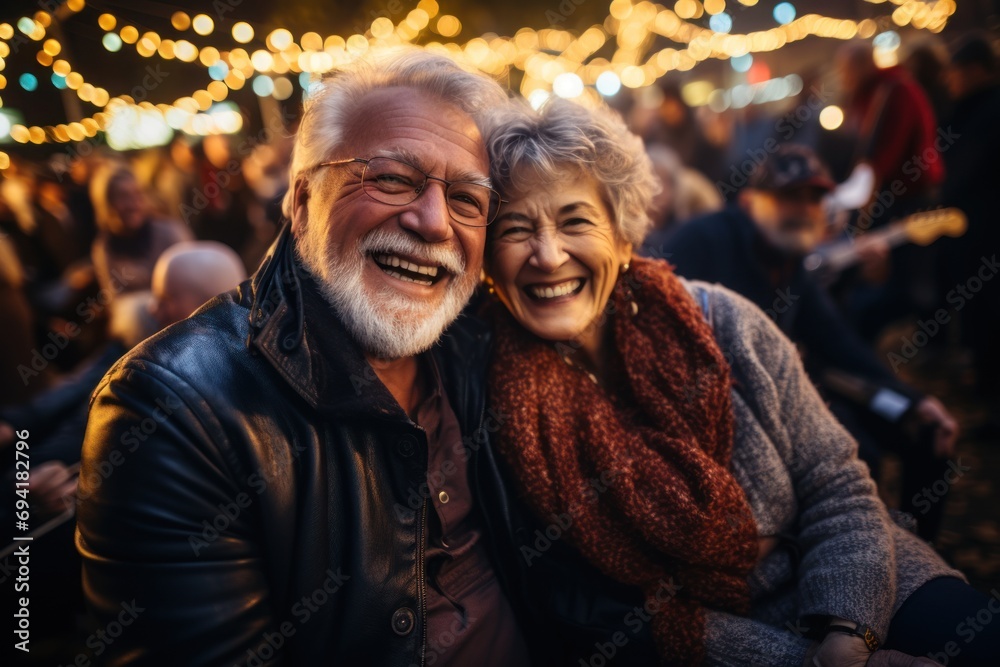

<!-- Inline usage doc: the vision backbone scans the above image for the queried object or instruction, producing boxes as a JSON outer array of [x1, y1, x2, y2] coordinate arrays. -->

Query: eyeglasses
[[313, 156, 504, 227]]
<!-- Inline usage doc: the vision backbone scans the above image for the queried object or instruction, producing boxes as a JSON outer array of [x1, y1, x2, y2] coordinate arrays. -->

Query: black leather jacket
[[76, 229, 529, 666]]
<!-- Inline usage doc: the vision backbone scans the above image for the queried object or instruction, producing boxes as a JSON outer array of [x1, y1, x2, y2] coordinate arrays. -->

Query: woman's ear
[[290, 178, 310, 235]]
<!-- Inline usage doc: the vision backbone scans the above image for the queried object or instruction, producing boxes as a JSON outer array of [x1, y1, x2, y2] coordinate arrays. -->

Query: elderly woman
[[481, 98, 998, 666], [90, 165, 192, 294]]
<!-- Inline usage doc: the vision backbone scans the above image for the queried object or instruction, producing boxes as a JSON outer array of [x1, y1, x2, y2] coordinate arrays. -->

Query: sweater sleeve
[[704, 610, 811, 667], [712, 284, 898, 641]]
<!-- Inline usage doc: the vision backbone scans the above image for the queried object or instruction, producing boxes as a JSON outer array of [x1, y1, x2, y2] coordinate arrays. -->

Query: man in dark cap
[[644, 144, 958, 541]]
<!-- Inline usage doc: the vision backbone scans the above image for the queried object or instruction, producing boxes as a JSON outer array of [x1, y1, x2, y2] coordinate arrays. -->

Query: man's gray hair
[[487, 97, 660, 246], [282, 48, 508, 218]]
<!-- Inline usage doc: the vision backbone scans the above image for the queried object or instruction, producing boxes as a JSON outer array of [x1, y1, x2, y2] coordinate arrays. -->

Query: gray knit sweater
[[684, 280, 963, 667]]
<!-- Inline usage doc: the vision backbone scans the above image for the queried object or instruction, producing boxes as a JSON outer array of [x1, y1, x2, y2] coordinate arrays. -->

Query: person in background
[[149, 241, 247, 328], [0, 242, 247, 666], [2, 241, 248, 514], [838, 41, 943, 216], [644, 144, 958, 542], [151, 136, 199, 224], [0, 233, 41, 404], [640, 80, 727, 183], [188, 134, 254, 263], [0, 290, 155, 667], [645, 143, 723, 235], [941, 33, 1000, 402], [90, 165, 193, 295], [1, 160, 68, 295], [836, 41, 945, 341], [905, 38, 954, 126]]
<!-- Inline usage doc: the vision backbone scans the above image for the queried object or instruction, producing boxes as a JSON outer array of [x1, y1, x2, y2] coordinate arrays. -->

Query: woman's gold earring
[[482, 270, 496, 295], [620, 263, 637, 314]]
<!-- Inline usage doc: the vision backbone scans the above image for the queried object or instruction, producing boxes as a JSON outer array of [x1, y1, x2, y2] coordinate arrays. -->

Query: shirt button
[[438, 490, 450, 504], [396, 436, 416, 458], [391, 607, 416, 636]]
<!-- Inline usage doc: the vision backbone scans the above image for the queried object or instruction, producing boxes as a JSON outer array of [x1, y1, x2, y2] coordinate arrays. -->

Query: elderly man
[[77, 51, 531, 665]]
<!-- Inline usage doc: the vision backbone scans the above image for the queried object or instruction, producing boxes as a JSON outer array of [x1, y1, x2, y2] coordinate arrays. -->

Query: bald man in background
[[1, 240, 248, 665], [150, 241, 247, 329], [3, 241, 248, 516]]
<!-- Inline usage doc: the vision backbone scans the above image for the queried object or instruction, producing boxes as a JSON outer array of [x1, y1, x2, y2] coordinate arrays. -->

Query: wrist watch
[[824, 619, 881, 652]]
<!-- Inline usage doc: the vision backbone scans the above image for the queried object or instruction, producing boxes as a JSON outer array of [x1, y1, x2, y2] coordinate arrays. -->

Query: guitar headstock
[[903, 208, 968, 245]]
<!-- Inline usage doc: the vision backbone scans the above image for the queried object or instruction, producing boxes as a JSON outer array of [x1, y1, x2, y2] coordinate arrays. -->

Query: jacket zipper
[[418, 496, 428, 667]]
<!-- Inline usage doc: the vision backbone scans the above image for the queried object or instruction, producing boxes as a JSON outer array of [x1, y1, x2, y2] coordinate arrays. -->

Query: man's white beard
[[297, 224, 477, 360]]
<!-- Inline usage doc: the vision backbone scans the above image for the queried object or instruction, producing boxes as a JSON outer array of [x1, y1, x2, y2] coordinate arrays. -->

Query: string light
[[0, 0, 960, 143]]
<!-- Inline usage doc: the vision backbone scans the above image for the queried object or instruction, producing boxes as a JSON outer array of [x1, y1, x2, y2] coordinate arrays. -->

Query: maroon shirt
[[414, 357, 530, 667], [850, 65, 944, 195]]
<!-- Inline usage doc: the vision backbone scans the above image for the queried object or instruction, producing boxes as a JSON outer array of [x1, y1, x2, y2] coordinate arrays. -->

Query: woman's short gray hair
[[487, 97, 660, 246], [282, 48, 508, 218]]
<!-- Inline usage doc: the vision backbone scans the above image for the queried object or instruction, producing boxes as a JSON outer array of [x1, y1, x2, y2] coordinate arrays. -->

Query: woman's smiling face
[[486, 167, 632, 351]]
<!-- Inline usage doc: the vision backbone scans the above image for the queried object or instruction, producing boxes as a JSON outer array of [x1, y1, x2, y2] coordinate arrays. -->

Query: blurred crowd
[[0, 30, 998, 664]]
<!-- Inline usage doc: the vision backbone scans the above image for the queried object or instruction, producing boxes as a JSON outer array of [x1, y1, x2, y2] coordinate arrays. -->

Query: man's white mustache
[[359, 228, 466, 276]]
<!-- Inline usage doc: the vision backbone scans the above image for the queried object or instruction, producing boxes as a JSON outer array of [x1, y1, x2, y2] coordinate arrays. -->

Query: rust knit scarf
[[489, 257, 758, 666]]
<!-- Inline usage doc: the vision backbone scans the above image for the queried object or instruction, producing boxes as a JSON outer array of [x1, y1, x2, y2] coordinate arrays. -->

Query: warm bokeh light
[[119, 26, 139, 44], [267, 29, 293, 51], [232, 22, 254, 43], [199, 47, 221, 67], [273, 76, 294, 100], [171, 12, 191, 31], [435, 16, 462, 38], [301, 32, 323, 51], [819, 105, 845, 130], [192, 15, 214, 36]]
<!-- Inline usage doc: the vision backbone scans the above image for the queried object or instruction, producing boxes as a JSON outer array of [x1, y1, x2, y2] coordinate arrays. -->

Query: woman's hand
[[805, 631, 874, 667], [867, 651, 941, 666], [804, 633, 941, 667]]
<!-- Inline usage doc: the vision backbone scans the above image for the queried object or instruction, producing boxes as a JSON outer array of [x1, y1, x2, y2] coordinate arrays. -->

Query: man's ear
[[290, 178, 310, 235]]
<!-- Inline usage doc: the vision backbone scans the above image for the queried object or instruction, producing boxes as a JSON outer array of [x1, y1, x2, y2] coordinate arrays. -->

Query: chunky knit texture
[[686, 279, 965, 666], [489, 257, 758, 666]]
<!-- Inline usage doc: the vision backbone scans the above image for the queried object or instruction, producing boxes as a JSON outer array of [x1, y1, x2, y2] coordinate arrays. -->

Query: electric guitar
[[804, 208, 967, 283]]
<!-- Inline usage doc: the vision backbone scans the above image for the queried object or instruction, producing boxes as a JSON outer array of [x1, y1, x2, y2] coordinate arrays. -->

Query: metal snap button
[[438, 490, 450, 504], [396, 435, 417, 458], [391, 607, 416, 636]]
